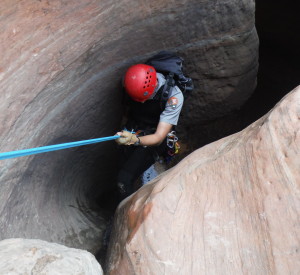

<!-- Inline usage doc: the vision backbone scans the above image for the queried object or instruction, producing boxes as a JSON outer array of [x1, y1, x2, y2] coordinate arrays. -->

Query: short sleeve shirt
[[152, 73, 184, 126]]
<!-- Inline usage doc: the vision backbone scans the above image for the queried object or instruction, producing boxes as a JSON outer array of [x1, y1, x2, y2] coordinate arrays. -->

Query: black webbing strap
[[153, 73, 175, 110]]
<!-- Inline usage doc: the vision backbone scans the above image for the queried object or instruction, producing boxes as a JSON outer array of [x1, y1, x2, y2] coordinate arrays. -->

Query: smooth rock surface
[[106, 86, 300, 274], [0, 0, 258, 253], [0, 238, 103, 275]]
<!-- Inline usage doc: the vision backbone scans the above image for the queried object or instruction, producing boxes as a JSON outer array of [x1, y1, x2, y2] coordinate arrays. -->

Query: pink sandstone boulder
[[106, 85, 300, 274]]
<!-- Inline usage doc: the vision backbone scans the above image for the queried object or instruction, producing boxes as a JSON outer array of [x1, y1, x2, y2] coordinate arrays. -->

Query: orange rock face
[[106, 86, 300, 274]]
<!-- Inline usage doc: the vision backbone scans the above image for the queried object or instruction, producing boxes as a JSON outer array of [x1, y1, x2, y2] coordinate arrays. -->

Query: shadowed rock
[[106, 86, 300, 274], [0, 0, 258, 254]]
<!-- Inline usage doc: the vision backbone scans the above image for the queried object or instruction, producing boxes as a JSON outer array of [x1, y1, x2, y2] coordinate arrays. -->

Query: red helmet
[[124, 64, 157, 102]]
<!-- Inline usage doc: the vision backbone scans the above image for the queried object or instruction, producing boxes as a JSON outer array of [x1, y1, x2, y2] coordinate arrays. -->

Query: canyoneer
[[115, 51, 193, 201]]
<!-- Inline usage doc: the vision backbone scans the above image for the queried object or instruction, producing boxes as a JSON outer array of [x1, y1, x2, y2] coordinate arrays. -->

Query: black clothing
[[117, 146, 157, 201], [126, 97, 162, 130], [117, 97, 169, 201], [117, 131, 168, 201], [117, 76, 181, 201]]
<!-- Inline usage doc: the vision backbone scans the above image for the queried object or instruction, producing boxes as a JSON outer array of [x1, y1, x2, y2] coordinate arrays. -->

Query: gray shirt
[[151, 73, 184, 126]]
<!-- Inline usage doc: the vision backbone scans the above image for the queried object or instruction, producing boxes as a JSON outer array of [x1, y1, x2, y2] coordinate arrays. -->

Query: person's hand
[[115, 130, 139, 145]]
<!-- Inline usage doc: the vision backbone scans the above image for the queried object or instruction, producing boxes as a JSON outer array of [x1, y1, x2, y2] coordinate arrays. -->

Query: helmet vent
[[124, 64, 156, 101]]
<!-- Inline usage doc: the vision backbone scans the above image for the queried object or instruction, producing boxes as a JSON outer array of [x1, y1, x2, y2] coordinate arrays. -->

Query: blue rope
[[0, 135, 120, 160]]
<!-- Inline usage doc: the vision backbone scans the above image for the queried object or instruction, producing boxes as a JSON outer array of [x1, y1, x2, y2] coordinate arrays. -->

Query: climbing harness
[[0, 135, 120, 160], [164, 131, 180, 163], [166, 131, 178, 149]]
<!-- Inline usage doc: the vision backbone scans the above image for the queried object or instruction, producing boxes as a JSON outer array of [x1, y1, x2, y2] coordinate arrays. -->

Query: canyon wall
[[106, 86, 300, 274], [0, 0, 258, 254]]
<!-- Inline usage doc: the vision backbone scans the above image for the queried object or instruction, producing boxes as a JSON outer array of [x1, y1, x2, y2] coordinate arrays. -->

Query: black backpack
[[145, 51, 194, 104]]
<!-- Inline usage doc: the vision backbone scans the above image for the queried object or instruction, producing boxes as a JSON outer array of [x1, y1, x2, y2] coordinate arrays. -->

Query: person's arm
[[116, 121, 172, 146], [116, 86, 184, 146], [139, 121, 172, 146]]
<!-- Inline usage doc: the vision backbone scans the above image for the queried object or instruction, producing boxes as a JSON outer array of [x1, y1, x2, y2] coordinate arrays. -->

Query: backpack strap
[[153, 73, 175, 110], [162, 73, 175, 101]]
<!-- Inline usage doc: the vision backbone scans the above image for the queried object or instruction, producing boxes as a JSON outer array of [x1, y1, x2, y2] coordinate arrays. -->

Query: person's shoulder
[[171, 85, 184, 101], [156, 72, 165, 78], [156, 72, 166, 80], [164, 86, 183, 111]]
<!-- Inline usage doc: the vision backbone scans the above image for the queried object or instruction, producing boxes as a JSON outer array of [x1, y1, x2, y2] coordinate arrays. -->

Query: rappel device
[[167, 131, 178, 149], [164, 131, 180, 163]]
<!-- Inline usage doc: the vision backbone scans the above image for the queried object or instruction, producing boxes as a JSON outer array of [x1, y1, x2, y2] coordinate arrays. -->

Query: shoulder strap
[[153, 73, 175, 110], [162, 73, 175, 101]]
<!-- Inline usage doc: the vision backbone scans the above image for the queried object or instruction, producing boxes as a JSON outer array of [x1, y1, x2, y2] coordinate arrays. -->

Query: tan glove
[[115, 130, 139, 145]]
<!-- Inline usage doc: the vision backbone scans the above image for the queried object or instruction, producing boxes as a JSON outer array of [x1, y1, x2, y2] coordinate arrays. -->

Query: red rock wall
[[106, 86, 300, 274], [0, 0, 258, 253]]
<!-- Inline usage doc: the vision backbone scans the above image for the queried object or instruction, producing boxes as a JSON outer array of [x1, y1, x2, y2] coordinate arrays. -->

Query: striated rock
[[0, 238, 103, 275], [106, 86, 300, 274], [0, 0, 258, 254]]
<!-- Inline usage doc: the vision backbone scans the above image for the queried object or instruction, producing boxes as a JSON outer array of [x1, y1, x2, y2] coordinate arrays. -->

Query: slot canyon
[[0, 0, 299, 274]]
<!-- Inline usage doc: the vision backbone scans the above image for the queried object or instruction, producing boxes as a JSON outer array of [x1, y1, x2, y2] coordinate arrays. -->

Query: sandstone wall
[[106, 86, 300, 274], [0, 0, 258, 253]]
